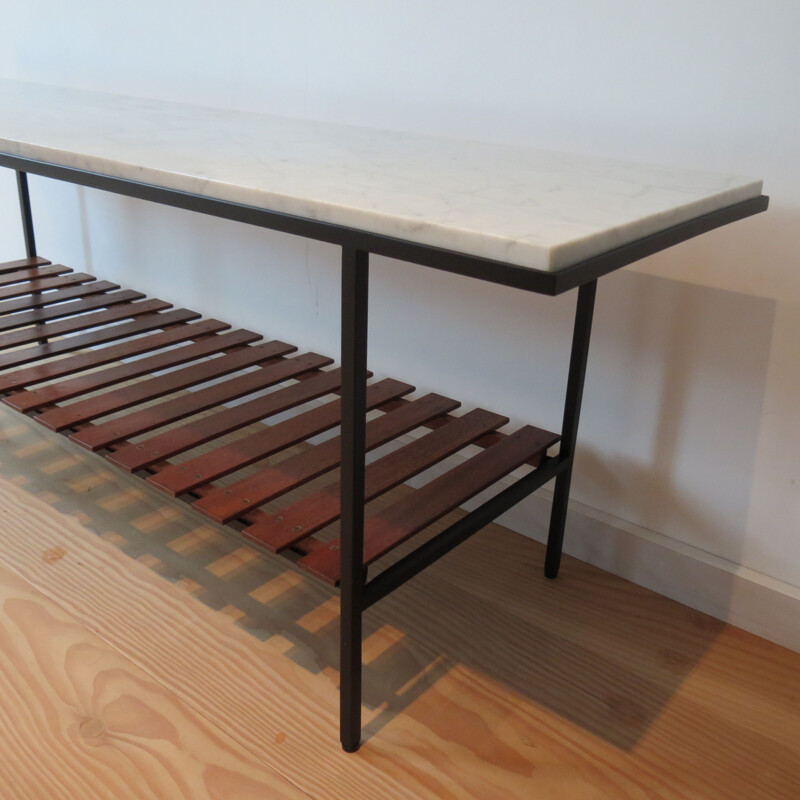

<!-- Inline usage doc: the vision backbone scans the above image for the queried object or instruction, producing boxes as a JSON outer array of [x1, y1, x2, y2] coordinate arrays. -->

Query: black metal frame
[[5, 159, 768, 752], [339, 247, 370, 752], [15, 171, 36, 259]]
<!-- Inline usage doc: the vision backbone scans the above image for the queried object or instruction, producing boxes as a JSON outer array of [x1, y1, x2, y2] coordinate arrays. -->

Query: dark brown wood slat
[[149, 378, 418, 497], [298, 425, 556, 584], [0, 280, 123, 325], [0, 256, 51, 274], [4, 322, 249, 413], [0, 298, 171, 368], [0, 271, 96, 302], [0, 264, 71, 287], [244, 408, 509, 552], [71, 352, 334, 451], [107, 366, 349, 473], [192, 392, 460, 523], [34, 338, 295, 432], [0, 309, 206, 391]]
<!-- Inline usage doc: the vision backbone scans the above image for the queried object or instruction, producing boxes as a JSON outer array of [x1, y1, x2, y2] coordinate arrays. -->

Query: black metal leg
[[16, 171, 37, 258], [544, 279, 597, 579], [16, 170, 49, 344], [339, 246, 369, 753]]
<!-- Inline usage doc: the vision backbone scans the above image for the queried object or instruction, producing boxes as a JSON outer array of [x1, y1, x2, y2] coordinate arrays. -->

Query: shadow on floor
[[0, 406, 729, 753]]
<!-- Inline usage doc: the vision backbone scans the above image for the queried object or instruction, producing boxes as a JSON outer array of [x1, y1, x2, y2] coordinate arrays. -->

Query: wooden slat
[[0, 271, 96, 303], [107, 366, 349, 473], [0, 298, 172, 370], [0, 308, 205, 391], [298, 425, 554, 584], [149, 378, 418, 497], [71, 352, 334, 452], [34, 338, 295, 432], [192, 392, 460, 523], [4, 323, 252, 413], [0, 263, 71, 287], [244, 408, 509, 552], [0, 280, 122, 326], [0, 256, 50, 274]]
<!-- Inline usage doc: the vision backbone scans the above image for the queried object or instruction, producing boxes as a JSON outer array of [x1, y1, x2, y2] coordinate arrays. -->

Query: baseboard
[[475, 486, 800, 654]]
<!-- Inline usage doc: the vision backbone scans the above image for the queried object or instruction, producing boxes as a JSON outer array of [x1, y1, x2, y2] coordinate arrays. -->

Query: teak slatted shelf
[[0, 256, 559, 589]]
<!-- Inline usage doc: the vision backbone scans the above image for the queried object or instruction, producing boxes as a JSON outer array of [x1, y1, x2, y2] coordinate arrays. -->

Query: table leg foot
[[341, 738, 362, 753], [544, 468, 572, 579]]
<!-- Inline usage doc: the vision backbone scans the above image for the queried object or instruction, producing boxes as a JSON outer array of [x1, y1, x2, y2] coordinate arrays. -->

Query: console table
[[0, 80, 767, 752]]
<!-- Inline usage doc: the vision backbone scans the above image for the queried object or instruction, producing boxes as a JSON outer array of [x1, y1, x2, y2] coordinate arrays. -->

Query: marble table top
[[0, 80, 762, 272]]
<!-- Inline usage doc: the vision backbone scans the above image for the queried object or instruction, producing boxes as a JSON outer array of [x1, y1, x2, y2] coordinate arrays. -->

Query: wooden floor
[[0, 406, 798, 800]]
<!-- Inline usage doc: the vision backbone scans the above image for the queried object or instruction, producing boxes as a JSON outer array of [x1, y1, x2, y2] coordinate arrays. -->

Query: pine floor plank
[[0, 406, 798, 799], [0, 563, 309, 800]]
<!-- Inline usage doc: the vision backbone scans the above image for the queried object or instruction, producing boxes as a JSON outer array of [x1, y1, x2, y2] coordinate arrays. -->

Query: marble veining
[[0, 80, 762, 272]]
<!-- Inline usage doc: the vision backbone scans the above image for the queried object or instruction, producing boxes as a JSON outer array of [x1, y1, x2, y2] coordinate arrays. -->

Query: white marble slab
[[0, 80, 762, 271]]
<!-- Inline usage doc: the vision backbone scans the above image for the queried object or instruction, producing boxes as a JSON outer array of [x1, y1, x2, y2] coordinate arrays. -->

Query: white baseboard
[[478, 486, 800, 654]]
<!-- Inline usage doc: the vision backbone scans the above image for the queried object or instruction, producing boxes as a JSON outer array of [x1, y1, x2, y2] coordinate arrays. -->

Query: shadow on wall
[[573, 269, 776, 566], [631, 205, 800, 308]]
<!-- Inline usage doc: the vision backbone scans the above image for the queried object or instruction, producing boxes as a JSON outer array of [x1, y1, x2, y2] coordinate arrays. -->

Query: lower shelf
[[0, 256, 559, 585]]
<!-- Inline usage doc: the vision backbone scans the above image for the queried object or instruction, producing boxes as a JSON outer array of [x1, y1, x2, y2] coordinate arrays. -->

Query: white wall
[[1, 2, 798, 645]]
